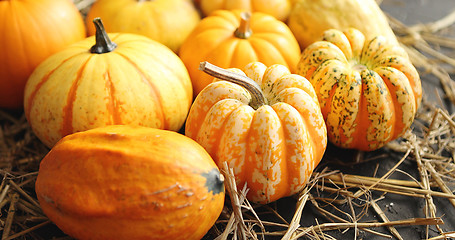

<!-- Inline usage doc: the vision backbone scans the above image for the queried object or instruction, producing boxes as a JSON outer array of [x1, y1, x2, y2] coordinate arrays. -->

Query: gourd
[[0, 0, 86, 108], [287, 0, 398, 49], [35, 125, 225, 240], [199, 0, 293, 21], [85, 0, 200, 52], [179, 10, 300, 96], [186, 61, 327, 204], [24, 18, 193, 148], [297, 28, 422, 151]]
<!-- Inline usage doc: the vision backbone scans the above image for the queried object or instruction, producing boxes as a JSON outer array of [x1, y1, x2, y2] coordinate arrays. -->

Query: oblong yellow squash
[[85, 0, 200, 52], [288, 0, 398, 49]]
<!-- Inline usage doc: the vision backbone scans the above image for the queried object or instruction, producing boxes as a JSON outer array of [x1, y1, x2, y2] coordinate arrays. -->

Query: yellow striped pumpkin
[[186, 61, 327, 204], [24, 18, 193, 148], [297, 28, 422, 151]]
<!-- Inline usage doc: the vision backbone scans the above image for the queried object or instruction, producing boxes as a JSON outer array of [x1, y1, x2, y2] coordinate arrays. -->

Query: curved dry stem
[[199, 61, 266, 110]]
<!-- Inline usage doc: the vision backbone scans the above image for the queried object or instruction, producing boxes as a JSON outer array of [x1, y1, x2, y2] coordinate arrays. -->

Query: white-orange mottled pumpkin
[[185, 61, 327, 204], [297, 28, 422, 151]]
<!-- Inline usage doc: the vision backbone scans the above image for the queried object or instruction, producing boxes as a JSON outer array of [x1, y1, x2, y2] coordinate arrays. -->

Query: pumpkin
[[186, 61, 327, 204], [0, 0, 86, 109], [85, 0, 200, 53], [179, 10, 301, 97], [199, 0, 293, 21], [24, 18, 193, 148], [35, 125, 225, 240], [287, 0, 398, 49], [297, 28, 422, 151]]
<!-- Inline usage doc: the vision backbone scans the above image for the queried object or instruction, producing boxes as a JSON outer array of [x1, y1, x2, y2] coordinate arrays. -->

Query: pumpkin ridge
[[61, 55, 93, 137], [273, 92, 321, 192], [358, 70, 393, 149], [310, 60, 339, 116], [219, 104, 254, 186], [348, 70, 367, 148], [272, 104, 292, 197], [114, 52, 166, 129], [376, 67, 414, 140], [104, 70, 122, 125], [249, 37, 286, 66], [228, 40, 242, 66], [25, 52, 89, 122], [252, 36, 293, 70], [118, 39, 192, 98], [205, 99, 244, 159]]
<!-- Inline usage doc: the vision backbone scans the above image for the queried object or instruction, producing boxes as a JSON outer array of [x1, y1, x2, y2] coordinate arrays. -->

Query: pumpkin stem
[[234, 12, 253, 39], [90, 18, 117, 54], [199, 61, 266, 110]]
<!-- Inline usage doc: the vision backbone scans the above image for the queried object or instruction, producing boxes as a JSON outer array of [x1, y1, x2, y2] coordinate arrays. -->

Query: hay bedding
[[1, 1, 455, 239]]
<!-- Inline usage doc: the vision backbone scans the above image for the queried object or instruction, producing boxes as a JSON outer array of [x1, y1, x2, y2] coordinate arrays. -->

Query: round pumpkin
[[297, 28, 422, 151], [85, 0, 200, 53], [24, 18, 193, 148], [0, 0, 86, 109], [179, 9, 301, 97], [35, 125, 225, 240], [287, 0, 398, 49], [199, 0, 293, 21], [186, 61, 327, 204]]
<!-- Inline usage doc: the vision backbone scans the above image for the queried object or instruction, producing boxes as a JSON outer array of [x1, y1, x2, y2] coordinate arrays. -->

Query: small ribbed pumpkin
[[199, 0, 293, 21], [186, 61, 327, 204], [179, 10, 301, 97], [297, 28, 422, 151], [85, 0, 200, 52], [0, 0, 86, 109], [24, 18, 193, 148], [35, 125, 225, 240]]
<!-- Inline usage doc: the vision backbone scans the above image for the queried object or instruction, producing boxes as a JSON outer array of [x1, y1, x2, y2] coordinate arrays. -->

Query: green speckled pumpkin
[[297, 28, 422, 151]]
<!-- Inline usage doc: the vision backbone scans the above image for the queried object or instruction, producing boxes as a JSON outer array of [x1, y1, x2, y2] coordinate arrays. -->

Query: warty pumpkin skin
[[0, 0, 86, 109], [35, 125, 225, 240], [85, 0, 200, 53], [179, 10, 301, 97], [297, 28, 422, 151], [199, 0, 293, 21], [186, 62, 327, 204], [287, 0, 398, 49], [24, 19, 193, 148]]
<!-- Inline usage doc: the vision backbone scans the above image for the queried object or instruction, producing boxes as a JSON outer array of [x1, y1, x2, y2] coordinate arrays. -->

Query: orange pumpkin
[[297, 28, 422, 151], [0, 0, 86, 109], [179, 10, 301, 97], [199, 0, 293, 21], [186, 61, 327, 204], [35, 125, 225, 240], [24, 18, 193, 148], [85, 0, 200, 52]]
